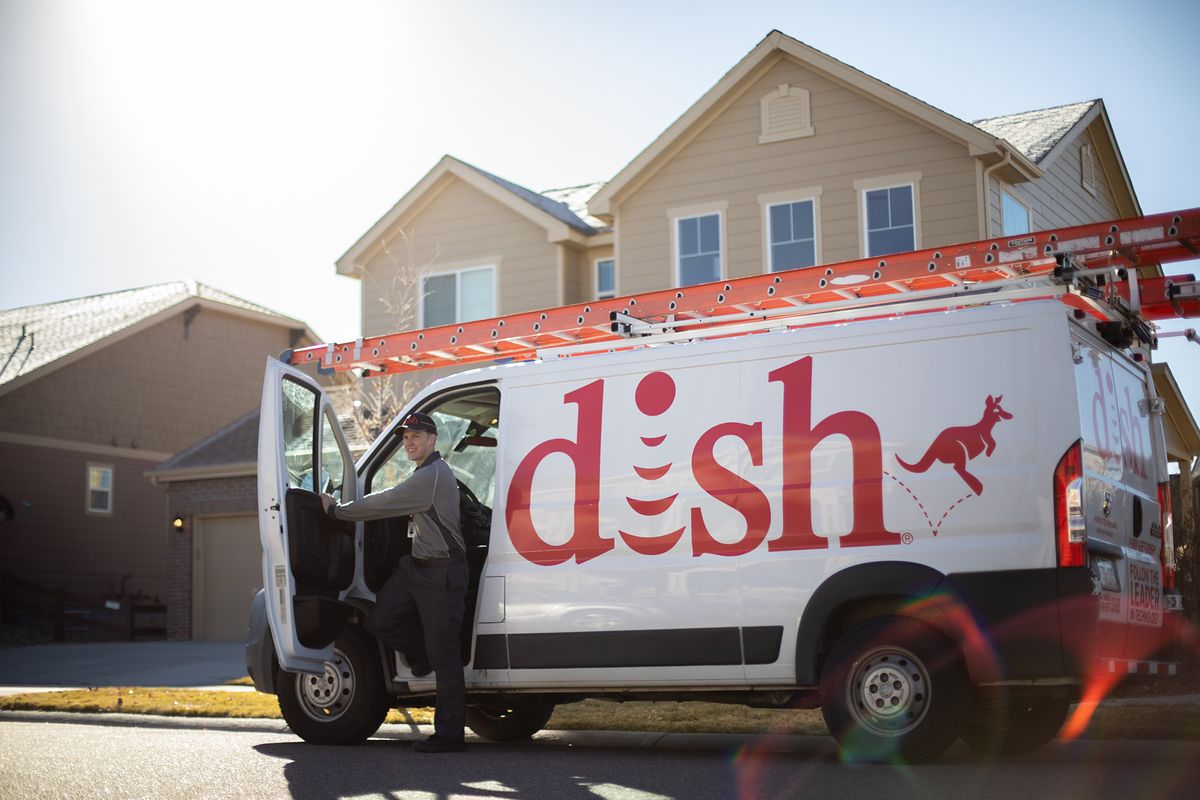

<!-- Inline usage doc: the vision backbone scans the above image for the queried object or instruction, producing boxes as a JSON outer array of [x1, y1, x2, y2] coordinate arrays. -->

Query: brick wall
[[164, 475, 257, 640]]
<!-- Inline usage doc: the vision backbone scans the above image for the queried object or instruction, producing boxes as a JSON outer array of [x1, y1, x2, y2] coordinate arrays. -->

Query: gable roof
[[589, 30, 1043, 217], [149, 406, 261, 481], [540, 182, 609, 230], [0, 280, 314, 396], [974, 100, 1098, 163], [472, 166, 601, 234], [337, 156, 604, 278]]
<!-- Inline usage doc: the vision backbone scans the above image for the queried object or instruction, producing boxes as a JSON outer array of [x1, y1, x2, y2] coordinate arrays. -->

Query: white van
[[245, 297, 1182, 763]]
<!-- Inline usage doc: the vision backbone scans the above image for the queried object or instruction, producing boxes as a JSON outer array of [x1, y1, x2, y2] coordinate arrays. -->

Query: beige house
[[337, 31, 1138, 337], [0, 281, 314, 639], [331, 30, 1198, 605]]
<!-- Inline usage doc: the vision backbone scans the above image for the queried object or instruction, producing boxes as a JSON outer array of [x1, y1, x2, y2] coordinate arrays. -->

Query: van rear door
[[258, 359, 358, 674], [1074, 336, 1163, 662]]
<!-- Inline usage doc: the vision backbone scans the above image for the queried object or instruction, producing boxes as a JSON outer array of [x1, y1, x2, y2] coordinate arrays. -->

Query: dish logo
[[505, 356, 901, 566]]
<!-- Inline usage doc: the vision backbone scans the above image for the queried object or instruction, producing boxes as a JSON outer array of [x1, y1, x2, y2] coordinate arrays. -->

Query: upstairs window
[[766, 198, 817, 271], [675, 212, 722, 286], [595, 258, 616, 300], [86, 464, 113, 515], [862, 183, 916, 257], [1001, 190, 1031, 236], [421, 265, 496, 327]]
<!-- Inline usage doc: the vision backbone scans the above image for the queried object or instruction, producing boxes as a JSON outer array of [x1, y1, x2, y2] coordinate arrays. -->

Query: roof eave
[[1151, 362, 1200, 458]]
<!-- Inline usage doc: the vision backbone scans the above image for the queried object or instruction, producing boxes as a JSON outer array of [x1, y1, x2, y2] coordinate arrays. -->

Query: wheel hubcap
[[847, 646, 930, 736], [297, 648, 355, 722]]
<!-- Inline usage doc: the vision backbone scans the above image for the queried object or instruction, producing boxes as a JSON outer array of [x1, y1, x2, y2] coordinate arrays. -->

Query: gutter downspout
[[979, 147, 1014, 239]]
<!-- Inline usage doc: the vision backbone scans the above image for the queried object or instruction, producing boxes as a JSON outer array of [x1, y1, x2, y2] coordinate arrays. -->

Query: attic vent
[[1081, 142, 1096, 196], [760, 84, 813, 144]]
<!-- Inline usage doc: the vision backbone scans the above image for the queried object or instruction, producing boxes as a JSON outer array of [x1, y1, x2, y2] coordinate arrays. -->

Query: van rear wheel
[[277, 628, 390, 745], [820, 616, 967, 764], [465, 703, 555, 741], [960, 695, 1070, 756]]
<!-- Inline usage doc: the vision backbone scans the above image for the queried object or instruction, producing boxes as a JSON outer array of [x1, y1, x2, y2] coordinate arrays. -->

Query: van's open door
[[258, 359, 357, 674]]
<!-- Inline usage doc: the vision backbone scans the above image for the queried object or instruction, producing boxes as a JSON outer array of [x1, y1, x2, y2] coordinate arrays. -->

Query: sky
[[2, 0, 1198, 425]]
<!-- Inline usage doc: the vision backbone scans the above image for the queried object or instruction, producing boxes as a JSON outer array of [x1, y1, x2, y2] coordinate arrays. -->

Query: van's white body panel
[[260, 298, 1168, 688]]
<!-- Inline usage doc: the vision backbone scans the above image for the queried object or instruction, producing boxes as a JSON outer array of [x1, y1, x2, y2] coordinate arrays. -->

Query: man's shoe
[[405, 655, 432, 678], [412, 735, 465, 753]]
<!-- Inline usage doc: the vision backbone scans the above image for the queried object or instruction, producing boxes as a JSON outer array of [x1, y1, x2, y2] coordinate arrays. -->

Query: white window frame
[[668, 201, 728, 287], [417, 263, 497, 328], [759, 187, 823, 273], [594, 258, 617, 300], [85, 463, 113, 516], [854, 172, 922, 258], [1000, 188, 1031, 237]]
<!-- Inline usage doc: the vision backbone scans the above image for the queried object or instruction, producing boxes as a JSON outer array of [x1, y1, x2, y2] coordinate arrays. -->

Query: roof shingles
[[0, 280, 304, 388], [973, 100, 1098, 163]]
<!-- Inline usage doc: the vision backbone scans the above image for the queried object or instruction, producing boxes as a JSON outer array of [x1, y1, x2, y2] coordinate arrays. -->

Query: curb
[[0, 709, 838, 753]]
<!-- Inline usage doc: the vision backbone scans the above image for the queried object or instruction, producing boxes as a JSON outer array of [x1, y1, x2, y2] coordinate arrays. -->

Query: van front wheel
[[277, 629, 389, 745], [465, 703, 555, 741], [820, 616, 966, 764]]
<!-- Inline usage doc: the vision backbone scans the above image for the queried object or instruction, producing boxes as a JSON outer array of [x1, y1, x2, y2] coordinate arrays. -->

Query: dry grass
[[548, 700, 829, 736], [1, 690, 1195, 741]]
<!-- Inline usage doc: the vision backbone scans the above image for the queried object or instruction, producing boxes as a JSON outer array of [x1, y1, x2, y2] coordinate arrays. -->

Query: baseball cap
[[400, 412, 438, 435]]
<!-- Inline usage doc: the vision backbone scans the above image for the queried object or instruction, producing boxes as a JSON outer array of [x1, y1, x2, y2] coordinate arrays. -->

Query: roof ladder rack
[[288, 207, 1200, 376]]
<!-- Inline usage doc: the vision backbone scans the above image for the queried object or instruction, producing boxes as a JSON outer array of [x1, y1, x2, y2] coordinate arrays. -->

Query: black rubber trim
[[472, 634, 508, 670], [508, 627, 742, 669], [742, 626, 784, 665]]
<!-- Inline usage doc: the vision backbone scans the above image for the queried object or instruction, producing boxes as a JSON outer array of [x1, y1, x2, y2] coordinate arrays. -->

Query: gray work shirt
[[332, 451, 463, 560]]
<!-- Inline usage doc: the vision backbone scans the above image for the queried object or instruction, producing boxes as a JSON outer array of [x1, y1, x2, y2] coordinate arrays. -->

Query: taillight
[[1054, 440, 1087, 567], [1159, 481, 1176, 590]]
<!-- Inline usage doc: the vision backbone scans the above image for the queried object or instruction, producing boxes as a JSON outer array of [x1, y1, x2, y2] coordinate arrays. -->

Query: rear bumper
[[948, 567, 1096, 683]]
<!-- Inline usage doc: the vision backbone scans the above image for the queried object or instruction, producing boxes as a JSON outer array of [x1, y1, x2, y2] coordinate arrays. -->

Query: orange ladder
[[289, 208, 1200, 376]]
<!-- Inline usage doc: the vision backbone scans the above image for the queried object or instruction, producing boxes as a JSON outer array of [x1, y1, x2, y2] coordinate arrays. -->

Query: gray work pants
[[366, 555, 468, 741]]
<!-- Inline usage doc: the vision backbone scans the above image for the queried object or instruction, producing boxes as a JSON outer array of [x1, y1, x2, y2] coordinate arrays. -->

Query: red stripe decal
[[619, 527, 686, 556], [641, 435, 668, 447], [627, 494, 678, 516], [633, 464, 671, 481]]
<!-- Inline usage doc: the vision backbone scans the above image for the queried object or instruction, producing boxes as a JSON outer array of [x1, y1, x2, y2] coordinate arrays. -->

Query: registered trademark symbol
[[901, 532, 914, 545]]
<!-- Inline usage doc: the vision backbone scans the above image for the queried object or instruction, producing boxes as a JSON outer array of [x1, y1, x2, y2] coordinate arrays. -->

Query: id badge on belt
[[407, 518, 418, 539]]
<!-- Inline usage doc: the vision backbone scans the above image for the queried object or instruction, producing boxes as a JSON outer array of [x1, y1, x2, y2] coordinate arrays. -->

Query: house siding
[[358, 178, 559, 337], [0, 442, 166, 602], [986, 124, 1122, 236], [0, 309, 300, 455], [614, 56, 980, 292]]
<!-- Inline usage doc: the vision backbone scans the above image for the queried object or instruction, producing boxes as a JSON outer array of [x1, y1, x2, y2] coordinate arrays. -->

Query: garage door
[[193, 514, 263, 641]]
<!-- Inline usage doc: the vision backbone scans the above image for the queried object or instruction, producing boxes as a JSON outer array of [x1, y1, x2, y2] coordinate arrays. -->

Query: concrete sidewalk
[[0, 641, 247, 694]]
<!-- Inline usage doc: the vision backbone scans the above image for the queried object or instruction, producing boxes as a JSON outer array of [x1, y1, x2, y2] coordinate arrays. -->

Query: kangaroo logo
[[896, 395, 1013, 496]]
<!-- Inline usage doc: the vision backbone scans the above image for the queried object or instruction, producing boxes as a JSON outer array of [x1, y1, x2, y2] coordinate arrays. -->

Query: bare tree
[[348, 228, 440, 443]]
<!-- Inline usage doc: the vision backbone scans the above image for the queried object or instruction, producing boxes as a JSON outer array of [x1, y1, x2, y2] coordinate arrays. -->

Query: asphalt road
[[1, 712, 1197, 800]]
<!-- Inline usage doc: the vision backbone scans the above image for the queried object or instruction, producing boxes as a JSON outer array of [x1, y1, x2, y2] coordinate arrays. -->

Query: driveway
[[0, 640, 246, 693]]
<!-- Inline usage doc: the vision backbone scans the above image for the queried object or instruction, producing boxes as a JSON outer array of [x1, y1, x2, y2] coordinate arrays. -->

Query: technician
[[322, 411, 467, 753]]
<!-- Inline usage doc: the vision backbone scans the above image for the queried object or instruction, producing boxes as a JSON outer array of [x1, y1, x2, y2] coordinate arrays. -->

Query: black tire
[[277, 628, 390, 745], [465, 702, 555, 741], [820, 616, 967, 764], [960, 695, 1070, 756]]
